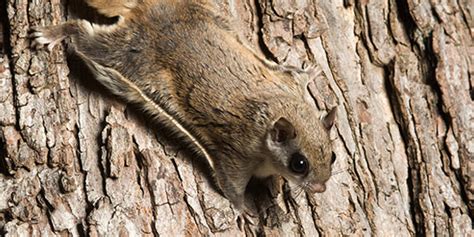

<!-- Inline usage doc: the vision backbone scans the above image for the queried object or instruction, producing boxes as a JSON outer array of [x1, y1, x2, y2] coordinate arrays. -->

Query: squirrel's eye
[[289, 153, 309, 174], [331, 152, 336, 165]]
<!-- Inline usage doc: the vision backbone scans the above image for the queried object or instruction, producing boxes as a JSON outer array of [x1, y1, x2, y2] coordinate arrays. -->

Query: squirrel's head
[[249, 64, 337, 194], [263, 105, 337, 194]]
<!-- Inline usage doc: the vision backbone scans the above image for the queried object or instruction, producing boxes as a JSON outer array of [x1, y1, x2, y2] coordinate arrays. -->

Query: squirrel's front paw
[[234, 207, 258, 231], [30, 25, 67, 51]]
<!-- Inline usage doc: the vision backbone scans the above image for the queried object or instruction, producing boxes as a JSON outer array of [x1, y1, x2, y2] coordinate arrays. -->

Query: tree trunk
[[1, 0, 472, 236]]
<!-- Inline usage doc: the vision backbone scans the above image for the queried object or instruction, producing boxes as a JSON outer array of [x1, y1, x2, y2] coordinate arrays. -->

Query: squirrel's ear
[[322, 107, 337, 130], [270, 117, 296, 143]]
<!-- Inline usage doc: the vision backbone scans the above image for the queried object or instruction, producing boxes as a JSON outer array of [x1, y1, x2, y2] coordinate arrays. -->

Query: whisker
[[295, 189, 305, 199], [291, 186, 301, 195], [276, 183, 303, 208], [291, 184, 306, 199], [332, 168, 347, 176]]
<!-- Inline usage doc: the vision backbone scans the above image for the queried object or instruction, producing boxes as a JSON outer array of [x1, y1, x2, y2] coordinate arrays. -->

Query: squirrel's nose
[[308, 182, 326, 193]]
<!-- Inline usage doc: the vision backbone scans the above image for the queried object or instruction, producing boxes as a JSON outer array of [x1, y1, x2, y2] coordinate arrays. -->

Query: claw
[[234, 208, 257, 231], [29, 26, 65, 51]]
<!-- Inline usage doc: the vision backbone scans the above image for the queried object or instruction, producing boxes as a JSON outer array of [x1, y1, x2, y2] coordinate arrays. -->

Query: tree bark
[[1, 0, 472, 236]]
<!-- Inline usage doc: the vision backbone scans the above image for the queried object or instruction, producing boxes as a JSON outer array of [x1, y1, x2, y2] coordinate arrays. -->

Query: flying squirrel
[[31, 0, 338, 212]]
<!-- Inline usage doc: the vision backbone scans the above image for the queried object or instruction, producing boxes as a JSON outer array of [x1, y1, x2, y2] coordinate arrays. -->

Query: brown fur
[[31, 0, 336, 210]]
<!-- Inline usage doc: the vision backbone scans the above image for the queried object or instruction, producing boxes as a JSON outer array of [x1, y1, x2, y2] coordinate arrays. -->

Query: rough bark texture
[[1, 0, 472, 236]]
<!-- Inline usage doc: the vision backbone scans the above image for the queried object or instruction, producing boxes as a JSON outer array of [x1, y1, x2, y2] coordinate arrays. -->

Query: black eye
[[289, 153, 309, 174], [331, 152, 336, 165]]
